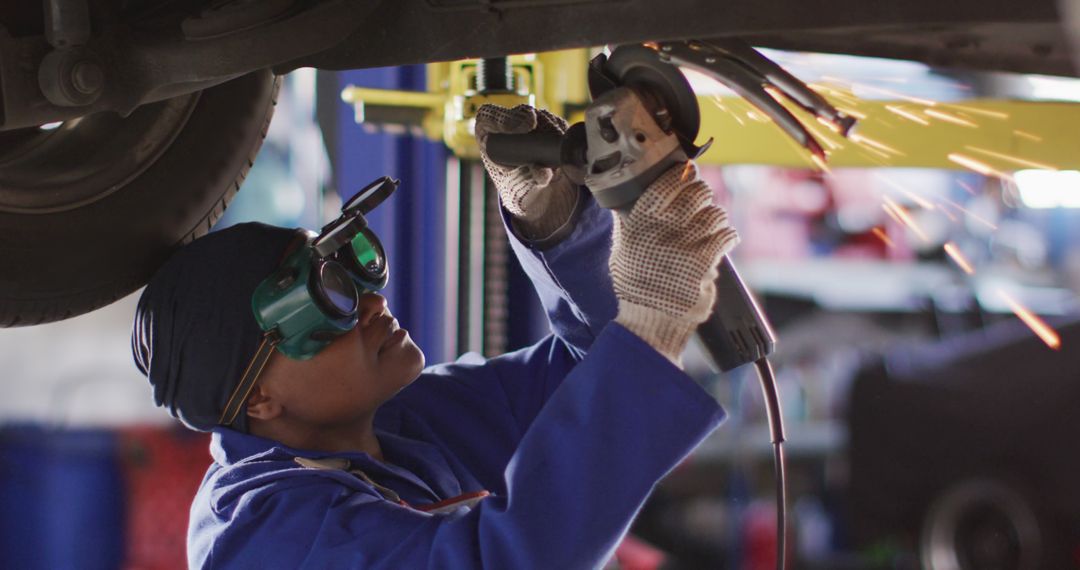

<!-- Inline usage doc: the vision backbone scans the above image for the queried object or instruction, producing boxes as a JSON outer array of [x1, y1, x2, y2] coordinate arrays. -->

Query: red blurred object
[[118, 427, 211, 570], [614, 534, 668, 570], [743, 501, 779, 570]]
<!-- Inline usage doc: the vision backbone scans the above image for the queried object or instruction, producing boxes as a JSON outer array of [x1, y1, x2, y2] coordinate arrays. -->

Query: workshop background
[[3, 50, 1080, 570]]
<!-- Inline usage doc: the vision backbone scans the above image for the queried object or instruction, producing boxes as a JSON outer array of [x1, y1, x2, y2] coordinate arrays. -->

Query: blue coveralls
[[189, 191, 726, 569]]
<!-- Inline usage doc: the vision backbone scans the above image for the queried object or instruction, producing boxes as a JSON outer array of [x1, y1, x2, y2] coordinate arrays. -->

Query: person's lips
[[374, 315, 404, 354]]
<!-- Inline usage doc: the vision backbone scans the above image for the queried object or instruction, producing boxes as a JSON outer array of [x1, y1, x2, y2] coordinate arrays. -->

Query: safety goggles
[[219, 176, 398, 427]]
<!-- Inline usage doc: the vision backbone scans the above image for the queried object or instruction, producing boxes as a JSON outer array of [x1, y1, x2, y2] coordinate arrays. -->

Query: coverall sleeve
[[501, 187, 618, 360], [224, 325, 725, 570], [385, 191, 618, 488]]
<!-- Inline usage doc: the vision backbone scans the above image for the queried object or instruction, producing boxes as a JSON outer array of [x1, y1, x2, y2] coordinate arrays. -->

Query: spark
[[947, 153, 1015, 181], [746, 110, 770, 123], [679, 161, 694, 182], [881, 202, 903, 224], [807, 83, 862, 107], [711, 95, 745, 126], [1013, 129, 1043, 142], [903, 191, 936, 210], [815, 116, 845, 136], [873, 174, 935, 209], [997, 289, 1062, 350], [963, 146, 1058, 171], [835, 106, 867, 120], [943, 242, 975, 274], [957, 180, 978, 195], [855, 148, 892, 166], [805, 122, 845, 151], [810, 153, 831, 173], [940, 197, 999, 230], [882, 196, 928, 241], [885, 105, 930, 125], [937, 203, 959, 222], [942, 103, 1009, 120], [923, 109, 980, 128], [852, 133, 905, 156], [871, 227, 895, 248]]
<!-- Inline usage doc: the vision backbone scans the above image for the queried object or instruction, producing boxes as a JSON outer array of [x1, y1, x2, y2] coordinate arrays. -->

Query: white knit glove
[[611, 162, 739, 366], [475, 104, 578, 240]]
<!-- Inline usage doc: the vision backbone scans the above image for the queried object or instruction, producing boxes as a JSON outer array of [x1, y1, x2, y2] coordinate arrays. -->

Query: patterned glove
[[475, 104, 579, 240], [610, 162, 740, 366]]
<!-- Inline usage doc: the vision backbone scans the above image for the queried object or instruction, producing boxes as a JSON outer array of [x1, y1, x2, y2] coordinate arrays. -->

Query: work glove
[[610, 162, 739, 366], [475, 104, 579, 240]]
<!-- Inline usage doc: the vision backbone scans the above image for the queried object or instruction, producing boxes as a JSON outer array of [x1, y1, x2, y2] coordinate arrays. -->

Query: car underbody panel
[[281, 0, 1076, 77], [1, 0, 1076, 131]]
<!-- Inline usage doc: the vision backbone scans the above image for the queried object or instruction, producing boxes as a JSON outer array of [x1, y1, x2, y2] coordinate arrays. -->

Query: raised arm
[[476, 104, 617, 359]]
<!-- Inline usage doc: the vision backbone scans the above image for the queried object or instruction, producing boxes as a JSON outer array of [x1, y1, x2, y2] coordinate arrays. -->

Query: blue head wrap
[[131, 222, 298, 432]]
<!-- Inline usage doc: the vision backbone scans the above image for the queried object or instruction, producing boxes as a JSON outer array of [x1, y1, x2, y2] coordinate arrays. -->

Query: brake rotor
[[590, 44, 702, 154]]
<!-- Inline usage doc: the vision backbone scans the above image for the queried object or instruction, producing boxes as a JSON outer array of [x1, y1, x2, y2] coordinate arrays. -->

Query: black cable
[[754, 357, 786, 570]]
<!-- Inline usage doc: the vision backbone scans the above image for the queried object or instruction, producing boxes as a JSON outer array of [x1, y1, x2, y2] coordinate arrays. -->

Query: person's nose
[[357, 293, 388, 326]]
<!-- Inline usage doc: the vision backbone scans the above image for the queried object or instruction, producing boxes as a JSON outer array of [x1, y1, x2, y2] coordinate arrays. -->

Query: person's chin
[[384, 330, 425, 379]]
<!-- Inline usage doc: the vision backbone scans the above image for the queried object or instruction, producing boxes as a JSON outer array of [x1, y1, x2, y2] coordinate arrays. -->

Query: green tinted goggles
[[251, 176, 398, 360]]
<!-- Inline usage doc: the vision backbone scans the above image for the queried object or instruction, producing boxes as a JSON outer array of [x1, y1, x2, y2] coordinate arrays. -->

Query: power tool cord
[[754, 357, 786, 570]]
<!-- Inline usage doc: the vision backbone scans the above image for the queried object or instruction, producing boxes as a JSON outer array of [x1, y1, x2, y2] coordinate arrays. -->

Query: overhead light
[[1014, 169, 1080, 209]]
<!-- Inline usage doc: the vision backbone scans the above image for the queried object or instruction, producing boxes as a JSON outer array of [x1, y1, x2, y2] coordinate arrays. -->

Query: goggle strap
[[219, 331, 282, 427]]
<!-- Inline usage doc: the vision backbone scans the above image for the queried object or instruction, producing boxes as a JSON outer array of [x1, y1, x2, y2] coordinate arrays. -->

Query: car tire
[[0, 70, 280, 326], [920, 477, 1059, 570]]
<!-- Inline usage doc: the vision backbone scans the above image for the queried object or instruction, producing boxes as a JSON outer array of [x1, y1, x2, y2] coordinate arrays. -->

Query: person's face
[[255, 293, 425, 427]]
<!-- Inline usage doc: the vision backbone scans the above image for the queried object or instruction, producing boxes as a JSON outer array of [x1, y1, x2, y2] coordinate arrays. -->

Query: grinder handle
[[486, 132, 565, 168], [696, 256, 776, 371]]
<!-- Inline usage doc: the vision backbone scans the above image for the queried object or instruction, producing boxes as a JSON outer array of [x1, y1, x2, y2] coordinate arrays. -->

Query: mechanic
[[131, 104, 738, 569]]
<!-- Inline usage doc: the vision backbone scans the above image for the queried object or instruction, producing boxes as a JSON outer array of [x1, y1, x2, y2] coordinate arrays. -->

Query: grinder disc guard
[[590, 45, 704, 158]]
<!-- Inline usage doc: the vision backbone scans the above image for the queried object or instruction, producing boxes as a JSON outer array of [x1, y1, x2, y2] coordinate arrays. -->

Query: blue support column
[[333, 67, 448, 362]]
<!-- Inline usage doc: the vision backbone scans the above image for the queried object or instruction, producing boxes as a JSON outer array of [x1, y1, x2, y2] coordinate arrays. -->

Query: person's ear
[[245, 383, 282, 421]]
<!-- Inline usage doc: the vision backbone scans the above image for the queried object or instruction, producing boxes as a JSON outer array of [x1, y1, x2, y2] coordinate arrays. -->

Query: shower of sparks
[[1013, 129, 1043, 142], [940, 197, 999, 230], [957, 180, 978, 195], [871, 227, 895, 248], [963, 146, 1058, 171], [943, 242, 975, 274], [947, 153, 1015, 181], [851, 133, 904, 157], [885, 105, 930, 125], [997, 289, 1062, 350], [882, 197, 928, 241], [923, 109, 980, 128], [943, 103, 1009, 120]]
